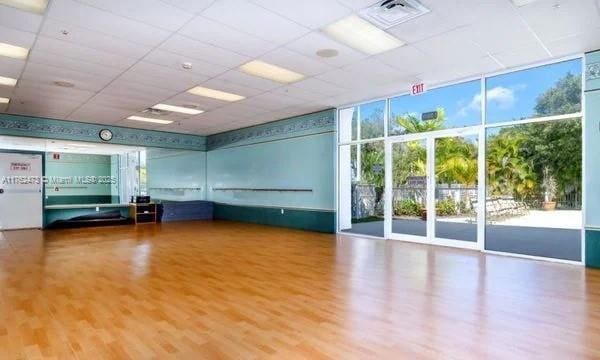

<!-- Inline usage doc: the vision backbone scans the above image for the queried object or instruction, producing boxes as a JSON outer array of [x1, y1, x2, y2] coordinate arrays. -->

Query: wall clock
[[99, 129, 113, 142]]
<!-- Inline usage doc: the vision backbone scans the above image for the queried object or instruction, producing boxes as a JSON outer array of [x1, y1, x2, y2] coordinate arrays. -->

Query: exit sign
[[411, 83, 426, 96]]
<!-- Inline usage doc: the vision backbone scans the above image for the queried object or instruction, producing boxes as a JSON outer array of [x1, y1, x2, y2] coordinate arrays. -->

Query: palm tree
[[435, 137, 478, 186], [395, 108, 445, 134], [486, 131, 536, 198]]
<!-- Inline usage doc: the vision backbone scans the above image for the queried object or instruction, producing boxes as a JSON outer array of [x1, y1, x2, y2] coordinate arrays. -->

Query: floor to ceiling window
[[484, 59, 582, 261], [337, 57, 583, 262], [339, 101, 385, 237]]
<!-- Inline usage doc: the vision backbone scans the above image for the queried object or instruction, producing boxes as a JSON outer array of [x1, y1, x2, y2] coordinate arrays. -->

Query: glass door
[[433, 133, 480, 249], [385, 129, 481, 249], [387, 137, 429, 243]]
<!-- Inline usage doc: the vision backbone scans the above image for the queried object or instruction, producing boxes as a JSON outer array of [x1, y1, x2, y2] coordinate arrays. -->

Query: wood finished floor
[[1, 220, 600, 359]]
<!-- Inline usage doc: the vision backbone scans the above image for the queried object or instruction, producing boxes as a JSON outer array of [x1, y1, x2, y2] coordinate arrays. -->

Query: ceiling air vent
[[142, 108, 170, 116], [359, 0, 430, 29]]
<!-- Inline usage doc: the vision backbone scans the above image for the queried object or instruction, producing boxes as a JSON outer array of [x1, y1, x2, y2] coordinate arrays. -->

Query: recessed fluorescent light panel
[[323, 15, 405, 55], [127, 116, 173, 125], [152, 103, 204, 115], [0, 97, 9, 104], [187, 86, 246, 102], [239, 60, 305, 84], [0, 0, 48, 14], [0, 76, 17, 86], [0, 42, 29, 60]]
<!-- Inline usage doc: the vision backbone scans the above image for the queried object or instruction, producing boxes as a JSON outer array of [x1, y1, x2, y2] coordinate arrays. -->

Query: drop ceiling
[[0, 0, 598, 135]]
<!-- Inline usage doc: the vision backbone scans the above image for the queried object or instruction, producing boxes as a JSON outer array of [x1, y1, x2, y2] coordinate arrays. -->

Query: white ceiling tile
[[34, 36, 138, 70], [315, 68, 362, 89], [75, 0, 194, 31], [0, 56, 25, 78], [202, 0, 310, 44], [118, 61, 209, 92], [160, 34, 250, 68], [14, 79, 96, 102], [376, 45, 435, 76], [272, 85, 334, 102], [99, 80, 174, 104], [68, 104, 132, 124], [414, 28, 488, 67], [178, 16, 278, 57], [288, 77, 346, 97], [335, 0, 378, 11], [47, 0, 171, 47], [250, 0, 352, 29], [164, 91, 230, 111], [0, 4, 43, 33], [465, 16, 540, 55], [160, 0, 215, 14], [452, 55, 503, 79], [9, 98, 83, 119], [518, 0, 600, 44], [545, 28, 600, 57], [86, 93, 155, 111], [388, 10, 467, 44], [342, 57, 415, 85], [491, 43, 550, 69], [28, 49, 123, 78], [244, 92, 305, 111], [199, 78, 265, 98], [21, 62, 114, 92], [40, 19, 153, 60], [215, 70, 283, 92], [0, 84, 13, 98], [144, 48, 229, 78], [285, 31, 368, 67], [261, 47, 333, 76], [0, 24, 37, 49]]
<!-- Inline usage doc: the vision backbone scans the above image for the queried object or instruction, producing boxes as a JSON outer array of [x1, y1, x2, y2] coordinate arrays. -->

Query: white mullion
[[384, 140, 392, 239], [478, 76, 487, 251], [427, 136, 436, 243]]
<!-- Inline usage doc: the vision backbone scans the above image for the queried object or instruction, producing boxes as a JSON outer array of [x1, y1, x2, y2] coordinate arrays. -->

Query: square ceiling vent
[[359, 0, 430, 29]]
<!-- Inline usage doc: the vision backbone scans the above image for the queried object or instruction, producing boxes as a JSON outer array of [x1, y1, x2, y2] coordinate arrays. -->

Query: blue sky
[[360, 58, 582, 133]]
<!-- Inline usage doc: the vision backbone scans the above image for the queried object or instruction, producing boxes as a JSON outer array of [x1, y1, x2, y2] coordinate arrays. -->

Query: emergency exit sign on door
[[411, 83, 426, 95]]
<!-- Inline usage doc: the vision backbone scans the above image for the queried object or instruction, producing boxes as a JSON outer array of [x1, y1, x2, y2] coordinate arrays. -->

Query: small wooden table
[[129, 203, 157, 224]]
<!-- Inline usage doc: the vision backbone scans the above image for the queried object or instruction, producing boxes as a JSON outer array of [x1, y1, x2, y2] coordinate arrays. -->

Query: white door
[[385, 127, 482, 250], [0, 153, 43, 230]]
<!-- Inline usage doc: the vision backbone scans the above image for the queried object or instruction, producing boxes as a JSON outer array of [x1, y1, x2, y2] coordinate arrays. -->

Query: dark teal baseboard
[[45, 195, 116, 205], [586, 229, 600, 268], [213, 203, 336, 233]]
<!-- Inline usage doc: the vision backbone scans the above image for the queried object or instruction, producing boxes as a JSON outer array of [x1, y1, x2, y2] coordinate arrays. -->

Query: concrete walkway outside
[[342, 217, 581, 261]]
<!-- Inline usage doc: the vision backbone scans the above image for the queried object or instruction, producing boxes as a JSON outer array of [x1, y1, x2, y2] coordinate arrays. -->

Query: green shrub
[[394, 199, 421, 216], [436, 199, 457, 216]]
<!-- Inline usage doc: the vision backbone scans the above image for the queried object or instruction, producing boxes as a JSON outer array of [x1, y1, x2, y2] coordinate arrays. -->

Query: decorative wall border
[[587, 61, 600, 81], [0, 114, 207, 151], [207, 109, 336, 150]]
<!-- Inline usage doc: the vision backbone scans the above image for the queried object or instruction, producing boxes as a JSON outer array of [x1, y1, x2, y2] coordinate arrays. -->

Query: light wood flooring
[[1, 220, 599, 359]]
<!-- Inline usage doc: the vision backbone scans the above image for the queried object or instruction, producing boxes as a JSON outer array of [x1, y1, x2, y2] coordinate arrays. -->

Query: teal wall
[[1, 109, 337, 233], [206, 110, 336, 232], [147, 148, 207, 201], [44, 153, 116, 205], [585, 50, 600, 267]]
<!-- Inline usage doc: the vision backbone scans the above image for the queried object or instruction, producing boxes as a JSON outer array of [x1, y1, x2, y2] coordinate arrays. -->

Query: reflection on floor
[[0, 221, 599, 358], [342, 219, 581, 261]]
